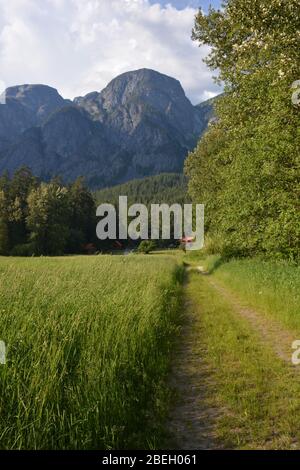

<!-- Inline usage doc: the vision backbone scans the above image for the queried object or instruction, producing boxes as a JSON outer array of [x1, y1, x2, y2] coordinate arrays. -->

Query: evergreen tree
[[27, 183, 70, 256], [8, 167, 38, 247], [67, 178, 96, 253], [0, 190, 9, 255]]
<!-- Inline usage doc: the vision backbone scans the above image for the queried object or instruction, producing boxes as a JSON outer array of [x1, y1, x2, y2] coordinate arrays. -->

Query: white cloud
[[201, 90, 219, 101], [0, 79, 6, 93], [0, 0, 221, 104]]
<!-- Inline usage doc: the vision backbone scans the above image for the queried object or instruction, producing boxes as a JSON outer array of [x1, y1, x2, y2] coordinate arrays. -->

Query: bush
[[10, 243, 35, 257], [137, 240, 157, 254]]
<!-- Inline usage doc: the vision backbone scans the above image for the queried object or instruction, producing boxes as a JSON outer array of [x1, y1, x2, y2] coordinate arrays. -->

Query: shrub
[[137, 240, 157, 254], [10, 243, 35, 257]]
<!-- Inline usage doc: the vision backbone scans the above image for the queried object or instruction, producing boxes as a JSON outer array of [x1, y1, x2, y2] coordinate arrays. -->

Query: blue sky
[[0, 0, 223, 104]]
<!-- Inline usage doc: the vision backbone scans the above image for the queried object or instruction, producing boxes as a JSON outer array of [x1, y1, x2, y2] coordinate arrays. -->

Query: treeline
[[186, 0, 299, 261], [0, 167, 96, 256], [94, 173, 189, 207], [95, 173, 189, 248], [0, 170, 189, 256]]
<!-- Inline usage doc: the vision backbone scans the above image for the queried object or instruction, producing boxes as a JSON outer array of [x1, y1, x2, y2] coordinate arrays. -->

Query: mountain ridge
[[0, 69, 217, 188]]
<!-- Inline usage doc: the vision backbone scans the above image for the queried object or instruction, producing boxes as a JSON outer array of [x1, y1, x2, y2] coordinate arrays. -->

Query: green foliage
[[186, 0, 300, 261], [9, 243, 35, 257], [0, 168, 96, 256], [8, 167, 39, 247], [94, 173, 189, 207], [67, 178, 97, 254], [137, 240, 157, 254], [0, 190, 9, 255], [27, 183, 70, 256], [94, 173, 189, 247], [0, 217, 9, 256]]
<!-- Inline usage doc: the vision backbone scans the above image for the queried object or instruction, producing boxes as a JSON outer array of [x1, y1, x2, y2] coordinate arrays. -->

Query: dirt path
[[202, 275, 296, 365], [167, 280, 223, 450], [167, 266, 298, 449]]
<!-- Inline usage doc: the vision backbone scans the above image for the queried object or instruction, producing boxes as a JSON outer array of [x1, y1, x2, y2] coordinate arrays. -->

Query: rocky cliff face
[[0, 69, 215, 188]]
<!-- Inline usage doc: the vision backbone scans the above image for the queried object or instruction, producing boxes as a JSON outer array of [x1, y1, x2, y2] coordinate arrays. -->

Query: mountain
[[4, 84, 69, 123], [195, 97, 217, 123], [0, 85, 68, 156], [0, 69, 217, 188]]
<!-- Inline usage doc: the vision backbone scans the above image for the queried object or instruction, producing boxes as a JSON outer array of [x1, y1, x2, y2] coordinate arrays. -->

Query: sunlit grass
[[187, 272, 300, 449], [0, 255, 183, 449], [213, 258, 300, 332], [185, 252, 300, 332]]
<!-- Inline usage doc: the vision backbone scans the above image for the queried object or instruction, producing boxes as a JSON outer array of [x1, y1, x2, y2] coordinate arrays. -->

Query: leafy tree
[[8, 167, 38, 247], [0, 172, 10, 194], [0, 190, 9, 255], [27, 183, 70, 256], [67, 178, 96, 253], [0, 168, 98, 256], [186, 0, 300, 260]]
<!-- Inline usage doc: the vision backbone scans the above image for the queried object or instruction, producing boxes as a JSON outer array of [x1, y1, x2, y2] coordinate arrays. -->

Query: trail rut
[[167, 266, 299, 449], [167, 284, 222, 449]]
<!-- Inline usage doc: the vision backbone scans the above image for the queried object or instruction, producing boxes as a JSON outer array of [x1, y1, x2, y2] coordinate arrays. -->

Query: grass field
[[177, 252, 300, 449], [193, 255, 300, 332], [1, 250, 300, 450], [0, 255, 183, 450], [184, 271, 300, 449]]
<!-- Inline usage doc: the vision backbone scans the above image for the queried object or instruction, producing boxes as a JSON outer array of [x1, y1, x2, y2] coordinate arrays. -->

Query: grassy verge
[[185, 253, 300, 332], [0, 255, 184, 449], [187, 271, 300, 449]]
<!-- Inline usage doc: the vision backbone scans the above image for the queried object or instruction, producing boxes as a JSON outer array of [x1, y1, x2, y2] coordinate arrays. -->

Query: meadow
[[182, 253, 300, 449], [0, 255, 183, 450], [185, 271, 300, 449], [197, 255, 300, 332], [1, 250, 300, 450]]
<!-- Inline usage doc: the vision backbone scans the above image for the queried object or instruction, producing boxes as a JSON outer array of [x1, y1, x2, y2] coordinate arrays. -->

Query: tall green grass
[[187, 272, 300, 449], [200, 255, 300, 332], [0, 255, 183, 449]]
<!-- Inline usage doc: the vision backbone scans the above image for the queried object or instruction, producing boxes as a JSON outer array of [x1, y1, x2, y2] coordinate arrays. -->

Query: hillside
[[94, 173, 190, 207]]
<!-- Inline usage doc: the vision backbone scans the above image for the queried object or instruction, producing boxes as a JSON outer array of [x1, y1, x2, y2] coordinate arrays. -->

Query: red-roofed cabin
[[180, 237, 195, 244]]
